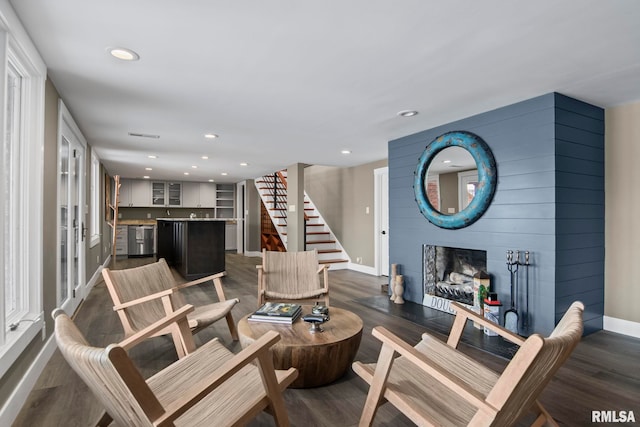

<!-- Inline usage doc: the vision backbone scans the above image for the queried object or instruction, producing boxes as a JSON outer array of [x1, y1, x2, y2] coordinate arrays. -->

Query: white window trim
[[0, 1, 46, 379], [90, 151, 101, 248]]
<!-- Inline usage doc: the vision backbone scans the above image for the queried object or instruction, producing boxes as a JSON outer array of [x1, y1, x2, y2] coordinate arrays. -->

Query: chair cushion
[[187, 298, 239, 330], [147, 337, 290, 426], [353, 333, 500, 427]]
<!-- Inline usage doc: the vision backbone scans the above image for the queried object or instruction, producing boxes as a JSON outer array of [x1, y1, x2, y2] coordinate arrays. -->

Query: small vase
[[390, 264, 398, 301], [394, 275, 405, 304]]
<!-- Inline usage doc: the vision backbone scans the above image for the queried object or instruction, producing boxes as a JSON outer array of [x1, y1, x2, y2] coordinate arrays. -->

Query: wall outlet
[[96, 255, 100, 264], [205, 213, 210, 218], [356, 256, 362, 264], [147, 213, 151, 219], [365, 206, 370, 214], [288, 205, 296, 212], [118, 212, 122, 219]]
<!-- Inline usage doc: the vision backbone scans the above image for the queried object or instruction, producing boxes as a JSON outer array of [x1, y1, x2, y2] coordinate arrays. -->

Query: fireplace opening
[[423, 245, 487, 309]]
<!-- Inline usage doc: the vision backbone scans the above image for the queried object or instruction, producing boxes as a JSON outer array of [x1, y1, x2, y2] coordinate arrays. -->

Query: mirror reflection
[[424, 147, 478, 215]]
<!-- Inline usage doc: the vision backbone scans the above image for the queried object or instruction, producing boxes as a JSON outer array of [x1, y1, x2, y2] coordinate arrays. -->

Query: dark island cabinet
[[156, 219, 225, 280]]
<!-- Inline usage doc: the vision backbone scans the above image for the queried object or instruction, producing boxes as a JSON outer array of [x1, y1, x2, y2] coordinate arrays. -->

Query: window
[[90, 151, 101, 247], [3, 62, 25, 328], [0, 5, 46, 378]]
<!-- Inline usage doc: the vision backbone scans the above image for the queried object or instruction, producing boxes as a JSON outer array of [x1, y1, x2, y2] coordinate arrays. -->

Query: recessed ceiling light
[[108, 47, 140, 61], [397, 110, 418, 117], [184, 172, 190, 175], [148, 155, 158, 159], [443, 160, 451, 164], [240, 162, 248, 166], [201, 156, 209, 160], [221, 172, 228, 176], [192, 165, 198, 169], [208, 179, 215, 182], [341, 150, 351, 154], [143, 176, 150, 179], [204, 133, 218, 139], [145, 167, 153, 171]]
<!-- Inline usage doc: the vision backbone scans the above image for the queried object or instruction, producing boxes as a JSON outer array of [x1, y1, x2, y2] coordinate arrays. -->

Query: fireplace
[[423, 245, 488, 313]]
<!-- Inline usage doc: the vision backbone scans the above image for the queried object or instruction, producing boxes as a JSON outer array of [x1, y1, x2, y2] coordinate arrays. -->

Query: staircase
[[255, 171, 350, 269]]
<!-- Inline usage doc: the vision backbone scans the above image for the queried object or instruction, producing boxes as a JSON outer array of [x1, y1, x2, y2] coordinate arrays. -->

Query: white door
[[236, 181, 246, 254], [58, 102, 86, 314], [374, 167, 389, 276]]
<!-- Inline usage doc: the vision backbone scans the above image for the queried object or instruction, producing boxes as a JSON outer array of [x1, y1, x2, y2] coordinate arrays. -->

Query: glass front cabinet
[[152, 182, 182, 207]]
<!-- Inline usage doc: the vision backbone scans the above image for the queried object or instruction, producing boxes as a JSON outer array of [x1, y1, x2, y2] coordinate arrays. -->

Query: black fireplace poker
[[505, 250, 532, 335], [505, 250, 519, 334]]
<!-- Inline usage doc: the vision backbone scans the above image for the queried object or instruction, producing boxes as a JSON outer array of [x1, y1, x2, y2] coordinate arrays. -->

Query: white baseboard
[[0, 334, 57, 426], [244, 251, 262, 258], [603, 316, 640, 339], [348, 263, 377, 275]]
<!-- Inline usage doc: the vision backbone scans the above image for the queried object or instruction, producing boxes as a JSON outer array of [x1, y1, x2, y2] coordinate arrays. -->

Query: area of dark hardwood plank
[[12, 254, 640, 427]]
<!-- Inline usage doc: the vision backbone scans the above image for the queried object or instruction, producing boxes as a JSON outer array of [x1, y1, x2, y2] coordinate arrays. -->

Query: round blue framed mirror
[[413, 131, 496, 229]]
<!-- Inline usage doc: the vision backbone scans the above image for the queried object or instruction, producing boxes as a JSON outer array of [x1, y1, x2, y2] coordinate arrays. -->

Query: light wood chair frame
[[353, 301, 584, 427], [52, 306, 298, 427], [256, 249, 330, 308], [102, 259, 239, 358]]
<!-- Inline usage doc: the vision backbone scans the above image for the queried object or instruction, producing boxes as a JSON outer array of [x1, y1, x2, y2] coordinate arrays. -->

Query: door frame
[[57, 100, 87, 314], [374, 167, 389, 276]]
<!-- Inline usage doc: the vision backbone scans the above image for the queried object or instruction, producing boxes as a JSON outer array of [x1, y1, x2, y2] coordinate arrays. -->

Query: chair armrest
[[371, 326, 498, 415], [154, 330, 292, 426], [173, 272, 230, 302], [112, 288, 175, 311], [447, 302, 525, 347], [172, 271, 227, 290], [118, 305, 194, 351], [316, 264, 329, 274]]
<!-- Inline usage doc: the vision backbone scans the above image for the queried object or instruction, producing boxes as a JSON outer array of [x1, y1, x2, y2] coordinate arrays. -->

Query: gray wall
[[389, 93, 604, 335], [605, 101, 640, 324], [305, 159, 387, 267]]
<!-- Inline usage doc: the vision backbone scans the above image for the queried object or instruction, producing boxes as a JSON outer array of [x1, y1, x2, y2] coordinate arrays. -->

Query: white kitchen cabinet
[[225, 222, 237, 250], [115, 225, 128, 255], [152, 182, 182, 207], [182, 182, 216, 208], [119, 179, 151, 207]]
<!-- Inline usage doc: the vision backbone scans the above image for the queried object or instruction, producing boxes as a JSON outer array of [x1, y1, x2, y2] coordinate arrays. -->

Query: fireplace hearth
[[423, 245, 488, 311]]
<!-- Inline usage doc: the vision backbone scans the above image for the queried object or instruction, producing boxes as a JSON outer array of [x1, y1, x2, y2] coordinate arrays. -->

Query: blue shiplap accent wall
[[388, 93, 604, 335], [554, 93, 604, 335]]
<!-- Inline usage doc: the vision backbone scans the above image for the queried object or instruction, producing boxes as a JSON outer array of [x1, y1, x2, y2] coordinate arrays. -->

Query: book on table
[[248, 302, 302, 324]]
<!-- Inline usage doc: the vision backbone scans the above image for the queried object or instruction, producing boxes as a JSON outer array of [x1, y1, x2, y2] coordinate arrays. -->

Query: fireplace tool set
[[505, 250, 531, 334]]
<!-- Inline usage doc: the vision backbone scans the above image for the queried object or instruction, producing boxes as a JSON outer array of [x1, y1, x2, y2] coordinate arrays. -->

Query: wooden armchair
[[257, 249, 330, 308], [52, 307, 298, 427], [353, 301, 584, 426], [102, 258, 239, 358]]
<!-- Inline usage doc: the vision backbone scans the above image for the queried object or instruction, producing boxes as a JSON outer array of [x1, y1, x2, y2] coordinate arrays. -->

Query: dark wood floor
[[13, 254, 640, 426]]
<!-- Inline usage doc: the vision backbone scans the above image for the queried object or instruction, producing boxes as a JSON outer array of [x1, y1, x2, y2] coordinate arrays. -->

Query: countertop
[[156, 218, 238, 222], [117, 219, 157, 225]]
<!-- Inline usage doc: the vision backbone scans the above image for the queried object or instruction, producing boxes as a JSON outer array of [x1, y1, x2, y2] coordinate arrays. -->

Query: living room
[[1, 1, 639, 425]]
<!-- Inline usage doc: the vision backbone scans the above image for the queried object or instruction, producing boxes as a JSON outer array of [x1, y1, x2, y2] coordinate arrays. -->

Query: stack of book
[[248, 302, 302, 324]]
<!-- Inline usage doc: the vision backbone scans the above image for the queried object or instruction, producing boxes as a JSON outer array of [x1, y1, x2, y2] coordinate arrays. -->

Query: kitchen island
[[156, 218, 227, 280]]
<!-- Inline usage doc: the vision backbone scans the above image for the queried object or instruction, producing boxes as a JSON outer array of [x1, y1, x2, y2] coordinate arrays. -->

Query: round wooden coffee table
[[238, 306, 363, 388]]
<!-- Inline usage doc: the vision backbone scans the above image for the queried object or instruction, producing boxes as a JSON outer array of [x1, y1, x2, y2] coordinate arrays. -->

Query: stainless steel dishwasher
[[128, 225, 155, 257]]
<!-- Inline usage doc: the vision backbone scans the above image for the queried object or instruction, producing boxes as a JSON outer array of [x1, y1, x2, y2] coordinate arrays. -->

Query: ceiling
[[10, 0, 640, 183]]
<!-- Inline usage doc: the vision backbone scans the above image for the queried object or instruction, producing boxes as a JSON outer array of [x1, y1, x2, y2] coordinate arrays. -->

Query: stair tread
[[319, 259, 349, 264], [305, 240, 336, 244], [317, 249, 341, 254]]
